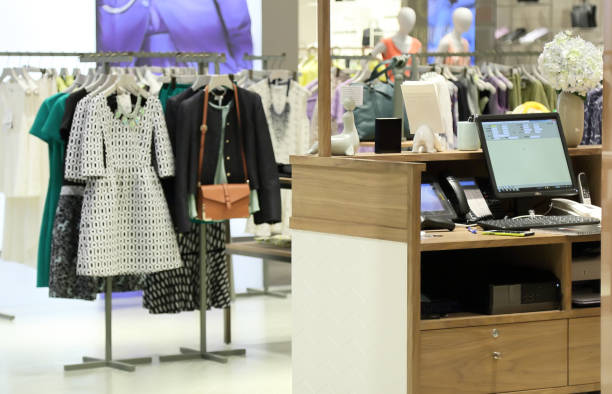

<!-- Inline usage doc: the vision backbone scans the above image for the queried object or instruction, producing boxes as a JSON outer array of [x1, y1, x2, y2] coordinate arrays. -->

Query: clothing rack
[[157, 59, 246, 364], [331, 54, 377, 68], [0, 50, 243, 371], [243, 53, 287, 70]]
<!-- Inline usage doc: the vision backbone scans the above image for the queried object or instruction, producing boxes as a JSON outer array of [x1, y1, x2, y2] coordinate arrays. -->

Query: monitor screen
[[478, 114, 577, 198], [421, 183, 446, 213]]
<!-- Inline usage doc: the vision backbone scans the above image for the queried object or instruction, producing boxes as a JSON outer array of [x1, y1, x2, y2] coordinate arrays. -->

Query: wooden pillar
[[602, 0, 612, 391], [317, 0, 331, 157]]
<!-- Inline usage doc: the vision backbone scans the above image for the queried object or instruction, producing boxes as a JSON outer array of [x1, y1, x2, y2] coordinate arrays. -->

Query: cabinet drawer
[[569, 317, 600, 385], [420, 320, 567, 393]]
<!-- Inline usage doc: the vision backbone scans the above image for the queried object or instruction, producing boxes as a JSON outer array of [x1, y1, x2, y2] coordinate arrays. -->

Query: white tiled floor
[[0, 261, 292, 394]]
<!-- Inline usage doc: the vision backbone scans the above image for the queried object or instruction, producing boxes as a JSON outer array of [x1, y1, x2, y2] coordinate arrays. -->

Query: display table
[[290, 146, 601, 394]]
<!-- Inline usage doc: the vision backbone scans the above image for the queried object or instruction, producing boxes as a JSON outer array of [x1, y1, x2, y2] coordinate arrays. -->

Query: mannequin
[[436, 7, 473, 66], [371, 7, 422, 60]]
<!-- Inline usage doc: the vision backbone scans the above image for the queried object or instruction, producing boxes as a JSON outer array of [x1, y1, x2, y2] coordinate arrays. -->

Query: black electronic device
[[478, 215, 600, 231], [578, 172, 591, 205], [439, 176, 493, 223], [421, 216, 455, 231], [476, 113, 578, 199], [465, 267, 561, 315], [374, 117, 402, 154], [420, 180, 457, 221]]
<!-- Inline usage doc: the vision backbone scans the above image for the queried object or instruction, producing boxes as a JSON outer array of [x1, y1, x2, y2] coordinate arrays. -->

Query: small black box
[[375, 117, 402, 154]]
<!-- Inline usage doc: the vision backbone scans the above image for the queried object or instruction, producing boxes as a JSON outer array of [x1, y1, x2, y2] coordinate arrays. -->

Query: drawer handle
[[492, 329, 499, 338], [492, 352, 502, 360]]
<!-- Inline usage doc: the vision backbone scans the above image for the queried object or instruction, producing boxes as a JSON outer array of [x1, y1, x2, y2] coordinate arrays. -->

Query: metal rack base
[[63, 278, 152, 372], [64, 356, 152, 372], [160, 223, 246, 364], [244, 287, 290, 298]]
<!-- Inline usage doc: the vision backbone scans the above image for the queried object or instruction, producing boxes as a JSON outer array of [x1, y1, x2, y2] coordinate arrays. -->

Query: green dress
[[30, 93, 68, 287]]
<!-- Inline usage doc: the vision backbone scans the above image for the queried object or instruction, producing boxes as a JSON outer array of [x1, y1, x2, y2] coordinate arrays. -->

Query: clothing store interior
[[0, 0, 610, 393]]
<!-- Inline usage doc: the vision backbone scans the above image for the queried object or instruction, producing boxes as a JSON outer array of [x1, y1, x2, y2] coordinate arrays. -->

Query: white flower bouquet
[[538, 31, 602, 97]]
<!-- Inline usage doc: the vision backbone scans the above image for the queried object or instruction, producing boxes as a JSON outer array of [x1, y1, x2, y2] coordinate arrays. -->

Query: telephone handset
[[551, 198, 601, 220], [440, 176, 493, 223]]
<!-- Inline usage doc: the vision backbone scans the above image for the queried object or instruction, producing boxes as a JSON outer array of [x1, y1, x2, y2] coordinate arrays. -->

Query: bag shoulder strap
[[198, 84, 248, 186]]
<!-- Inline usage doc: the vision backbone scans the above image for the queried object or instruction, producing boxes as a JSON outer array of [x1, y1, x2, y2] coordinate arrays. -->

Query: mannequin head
[[452, 7, 473, 34], [397, 7, 416, 36]]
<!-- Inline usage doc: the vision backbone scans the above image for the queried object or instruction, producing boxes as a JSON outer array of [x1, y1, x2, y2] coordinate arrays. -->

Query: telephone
[[440, 176, 493, 223], [551, 198, 601, 221]]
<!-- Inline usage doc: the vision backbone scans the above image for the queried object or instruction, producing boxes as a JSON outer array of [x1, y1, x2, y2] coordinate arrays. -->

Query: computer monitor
[[476, 113, 578, 199]]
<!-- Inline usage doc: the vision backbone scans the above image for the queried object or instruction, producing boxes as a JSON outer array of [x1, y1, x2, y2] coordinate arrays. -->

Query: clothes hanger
[[207, 74, 234, 91], [3, 67, 33, 93], [268, 69, 291, 83], [190, 74, 211, 91], [91, 72, 118, 96], [103, 73, 150, 98], [63, 73, 87, 94]]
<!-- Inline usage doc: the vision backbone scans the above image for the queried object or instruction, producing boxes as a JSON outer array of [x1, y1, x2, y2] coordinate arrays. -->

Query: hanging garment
[[172, 87, 281, 234], [299, 55, 318, 87], [143, 221, 231, 313], [50, 94, 145, 300], [66, 94, 182, 276], [0, 78, 52, 267], [247, 79, 309, 237], [143, 84, 232, 313], [30, 93, 68, 286], [581, 87, 603, 145], [521, 78, 551, 110]]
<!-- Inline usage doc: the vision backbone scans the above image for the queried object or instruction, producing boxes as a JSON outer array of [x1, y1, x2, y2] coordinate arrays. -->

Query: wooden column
[[317, 0, 332, 157], [602, 0, 612, 391]]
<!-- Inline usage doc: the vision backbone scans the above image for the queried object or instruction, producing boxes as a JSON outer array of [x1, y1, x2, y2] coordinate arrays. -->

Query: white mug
[[457, 122, 481, 151]]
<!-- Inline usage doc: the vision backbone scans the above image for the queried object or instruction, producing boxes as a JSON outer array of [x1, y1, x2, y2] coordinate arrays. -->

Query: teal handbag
[[352, 61, 410, 141], [351, 81, 394, 141], [352, 63, 394, 141]]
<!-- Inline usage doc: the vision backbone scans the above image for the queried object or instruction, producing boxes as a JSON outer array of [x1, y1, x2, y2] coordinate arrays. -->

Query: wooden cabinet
[[569, 317, 601, 385], [420, 320, 568, 393]]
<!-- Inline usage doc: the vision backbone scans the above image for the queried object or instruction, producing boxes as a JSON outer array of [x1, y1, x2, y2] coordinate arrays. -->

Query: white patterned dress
[[69, 95, 182, 276]]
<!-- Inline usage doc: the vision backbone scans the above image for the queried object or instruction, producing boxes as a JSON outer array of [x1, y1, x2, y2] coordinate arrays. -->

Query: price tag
[[341, 85, 363, 107]]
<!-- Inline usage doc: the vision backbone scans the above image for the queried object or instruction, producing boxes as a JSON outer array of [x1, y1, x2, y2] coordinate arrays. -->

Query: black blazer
[[173, 86, 281, 233]]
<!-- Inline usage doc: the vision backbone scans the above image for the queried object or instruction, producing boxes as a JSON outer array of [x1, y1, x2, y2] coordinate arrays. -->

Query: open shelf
[[355, 145, 601, 163], [420, 307, 600, 331], [420, 228, 600, 252]]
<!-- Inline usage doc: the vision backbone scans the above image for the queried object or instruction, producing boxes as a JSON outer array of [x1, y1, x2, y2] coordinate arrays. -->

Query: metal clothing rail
[[0, 51, 227, 74], [243, 53, 286, 70]]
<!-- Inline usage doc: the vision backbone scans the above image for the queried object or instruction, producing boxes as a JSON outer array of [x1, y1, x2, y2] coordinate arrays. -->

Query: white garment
[[66, 95, 182, 276], [247, 80, 310, 237], [0, 76, 53, 267]]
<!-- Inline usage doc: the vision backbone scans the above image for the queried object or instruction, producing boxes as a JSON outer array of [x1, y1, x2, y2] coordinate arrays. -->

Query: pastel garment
[[65, 95, 182, 276], [247, 80, 310, 237], [0, 77, 53, 267]]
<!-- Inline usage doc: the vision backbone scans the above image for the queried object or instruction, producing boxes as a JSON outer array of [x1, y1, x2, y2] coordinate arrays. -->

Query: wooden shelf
[[420, 228, 600, 252], [226, 241, 291, 263], [355, 145, 602, 163], [421, 307, 601, 331]]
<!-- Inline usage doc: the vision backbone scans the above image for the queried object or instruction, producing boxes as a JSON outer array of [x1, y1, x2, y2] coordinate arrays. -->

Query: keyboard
[[477, 215, 600, 231]]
